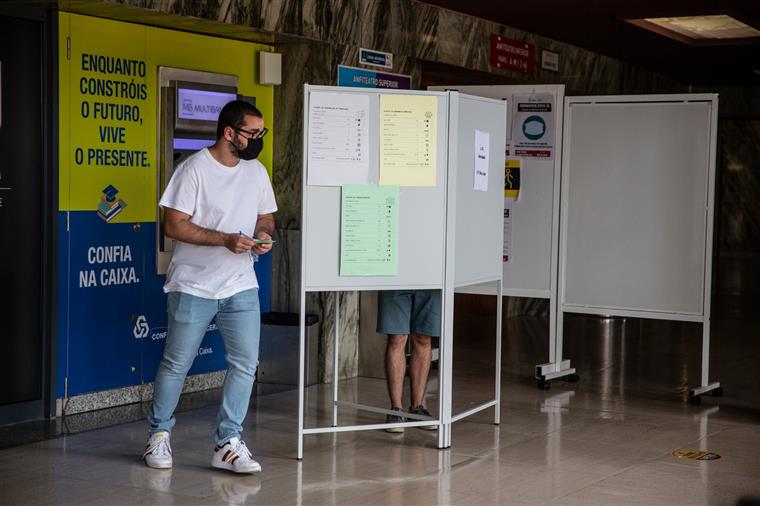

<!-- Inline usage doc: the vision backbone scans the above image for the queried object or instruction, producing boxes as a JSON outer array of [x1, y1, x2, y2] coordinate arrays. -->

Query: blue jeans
[[148, 288, 260, 445]]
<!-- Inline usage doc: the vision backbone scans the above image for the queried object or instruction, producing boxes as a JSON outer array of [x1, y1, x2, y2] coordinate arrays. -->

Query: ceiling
[[420, 0, 760, 86]]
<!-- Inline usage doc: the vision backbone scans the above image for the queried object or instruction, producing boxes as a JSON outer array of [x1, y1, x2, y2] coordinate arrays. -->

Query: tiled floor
[[3, 266, 760, 506], [1, 368, 759, 505]]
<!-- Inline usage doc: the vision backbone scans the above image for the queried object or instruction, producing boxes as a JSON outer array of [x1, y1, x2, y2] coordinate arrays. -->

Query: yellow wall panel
[[59, 13, 275, 222]]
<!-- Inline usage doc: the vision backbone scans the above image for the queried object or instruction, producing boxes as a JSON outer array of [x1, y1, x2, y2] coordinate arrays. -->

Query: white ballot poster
[[503, 200, 513, 263], [512, 93, 555, 160], [307, 92, 370, 186], [474, 129, 490, 191]]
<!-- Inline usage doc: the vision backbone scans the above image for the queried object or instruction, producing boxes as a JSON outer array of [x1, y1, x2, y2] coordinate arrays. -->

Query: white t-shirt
[[159, 148, 277, 299]]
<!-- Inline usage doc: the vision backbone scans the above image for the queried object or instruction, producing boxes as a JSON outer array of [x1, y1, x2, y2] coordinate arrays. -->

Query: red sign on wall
[[490, 35, 534, 75]]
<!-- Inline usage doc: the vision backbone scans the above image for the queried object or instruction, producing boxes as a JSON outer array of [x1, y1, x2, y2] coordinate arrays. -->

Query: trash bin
[[258, 312, 320, 386]]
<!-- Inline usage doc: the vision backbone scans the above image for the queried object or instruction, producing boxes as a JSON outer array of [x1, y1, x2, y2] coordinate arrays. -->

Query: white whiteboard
[[302, 86, 449, 291], [560, 95, 717, 316], [449, 94, 507, 287], [430, 85, 564, 298]]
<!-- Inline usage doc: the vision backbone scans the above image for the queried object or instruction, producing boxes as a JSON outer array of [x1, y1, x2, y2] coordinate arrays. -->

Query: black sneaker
[[409, 405, 437, 431], [384, 407, 406, 433]]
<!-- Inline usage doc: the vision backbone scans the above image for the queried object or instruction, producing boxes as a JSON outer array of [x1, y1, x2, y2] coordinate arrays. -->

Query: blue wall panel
[[64, 211, 145, 395], [57, 212, 272, 397]]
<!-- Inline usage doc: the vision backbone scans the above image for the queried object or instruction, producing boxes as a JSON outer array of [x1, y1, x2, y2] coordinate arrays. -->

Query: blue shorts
[[376, 289, 441, 337]]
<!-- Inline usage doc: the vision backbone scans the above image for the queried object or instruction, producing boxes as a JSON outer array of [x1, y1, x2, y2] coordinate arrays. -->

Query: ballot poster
[[512, 93, 555, 160], [340, 185, 400, 276], [307, 91, 370, 186], [379, 94, 438, 186]]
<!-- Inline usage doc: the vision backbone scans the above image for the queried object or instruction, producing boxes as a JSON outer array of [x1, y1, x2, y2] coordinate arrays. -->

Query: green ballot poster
[[340, 185, 400, 276]]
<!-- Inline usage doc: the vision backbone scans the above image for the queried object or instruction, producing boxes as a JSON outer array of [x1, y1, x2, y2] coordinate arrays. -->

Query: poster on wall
[[504, 157, 521, 200], [503, 201, 513, 263], [512, 94, 555, 159], [58, 13, 276, 397]]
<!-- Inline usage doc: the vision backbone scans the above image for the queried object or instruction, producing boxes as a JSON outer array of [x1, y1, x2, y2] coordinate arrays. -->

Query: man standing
[[143, 101, 276, 474], [377, 290, 440, 432]]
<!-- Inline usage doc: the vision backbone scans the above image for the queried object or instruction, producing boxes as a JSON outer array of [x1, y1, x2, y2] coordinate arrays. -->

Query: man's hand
[[252, 231, 274, 255], [224, 233, 255, 254]]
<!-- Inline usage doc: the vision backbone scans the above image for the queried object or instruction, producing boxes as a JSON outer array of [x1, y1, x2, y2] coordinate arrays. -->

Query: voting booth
[[430, 84, 570, 385], [297, 85, 507, 458], [430, 85, 720, 403]]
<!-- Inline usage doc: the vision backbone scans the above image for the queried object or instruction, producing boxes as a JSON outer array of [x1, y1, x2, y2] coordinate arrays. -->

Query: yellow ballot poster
[[379, 95, 437, 186], [504, 157, 521, 199], [340, 185, 400, 276]]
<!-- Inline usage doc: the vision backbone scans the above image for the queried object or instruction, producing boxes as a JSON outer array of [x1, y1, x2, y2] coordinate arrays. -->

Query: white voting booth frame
[[297, 85, 507, 459], [433, 87, 721, 402], [429, 84, 577, 388]]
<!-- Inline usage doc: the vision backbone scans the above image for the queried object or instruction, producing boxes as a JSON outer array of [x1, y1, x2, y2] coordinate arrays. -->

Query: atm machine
[[145, 67, 272, 383], [157, 67, 244, 275]]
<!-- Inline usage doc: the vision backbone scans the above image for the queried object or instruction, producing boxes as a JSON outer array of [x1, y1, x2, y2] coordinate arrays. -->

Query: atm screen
[[177, 88, 236, 122], [173, 137, 215, 151]]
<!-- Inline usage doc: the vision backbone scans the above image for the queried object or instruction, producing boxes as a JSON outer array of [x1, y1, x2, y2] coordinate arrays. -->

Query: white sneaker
[[143, 431, 172, 469], [211, 437, 262, 474]]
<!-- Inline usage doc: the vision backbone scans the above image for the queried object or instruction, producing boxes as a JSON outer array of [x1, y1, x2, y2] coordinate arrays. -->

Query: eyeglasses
[[233, 126, 268, 140]]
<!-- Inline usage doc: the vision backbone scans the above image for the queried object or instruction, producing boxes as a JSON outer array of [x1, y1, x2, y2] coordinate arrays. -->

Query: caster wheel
[[564, 374, 580, 383], [712, 387, 724, 397], [536, 379, 551, 390], [688, 394, 701, 406]]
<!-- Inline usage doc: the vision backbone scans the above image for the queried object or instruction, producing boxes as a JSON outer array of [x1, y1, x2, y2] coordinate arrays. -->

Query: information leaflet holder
[[559, 94, 720, 404], [429, 84, 575, 388], [298, 85, 506, 458]]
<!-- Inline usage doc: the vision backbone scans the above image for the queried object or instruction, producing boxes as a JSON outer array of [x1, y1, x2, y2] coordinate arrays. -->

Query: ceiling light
[[627, 15, 760, 45]]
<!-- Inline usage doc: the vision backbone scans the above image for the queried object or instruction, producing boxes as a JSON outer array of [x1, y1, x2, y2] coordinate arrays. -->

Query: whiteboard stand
[[558, 94, 721, 405], [687, 92, 722, 404]]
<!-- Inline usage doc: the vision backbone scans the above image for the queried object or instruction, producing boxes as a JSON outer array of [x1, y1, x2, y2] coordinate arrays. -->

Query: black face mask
[[231, 137, 264, 161]]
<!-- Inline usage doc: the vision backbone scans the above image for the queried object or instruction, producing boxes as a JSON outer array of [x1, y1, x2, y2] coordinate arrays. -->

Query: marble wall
[[694, 85, 760, 254], [716, 120, 760, 253], [259, 0, 689, 368], [72, 0, 756, 380]]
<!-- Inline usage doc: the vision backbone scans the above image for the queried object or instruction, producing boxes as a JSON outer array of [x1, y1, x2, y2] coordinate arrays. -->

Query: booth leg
[[494, 279, 503, 425], [332, 294, 340, 427], [297, 291, 306, 460], [535, 310, 577, 389], [438, 423, 450, 449], [438, 279, 455, 449], [688, 319, 722, 404]]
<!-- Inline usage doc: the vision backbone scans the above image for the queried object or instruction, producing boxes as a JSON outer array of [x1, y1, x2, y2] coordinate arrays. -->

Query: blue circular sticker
[[522, 115, 546, 140]]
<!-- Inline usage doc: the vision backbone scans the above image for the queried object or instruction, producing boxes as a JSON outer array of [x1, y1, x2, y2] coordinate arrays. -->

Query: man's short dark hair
[[216, 100, 263, 139]]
